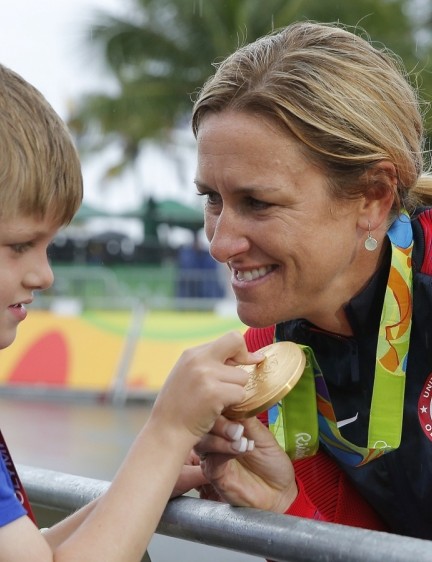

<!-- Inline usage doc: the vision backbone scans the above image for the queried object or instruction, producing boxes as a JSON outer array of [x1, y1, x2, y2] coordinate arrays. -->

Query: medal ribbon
[[0, 430, 36, 523], [268, 212, 413, 467]]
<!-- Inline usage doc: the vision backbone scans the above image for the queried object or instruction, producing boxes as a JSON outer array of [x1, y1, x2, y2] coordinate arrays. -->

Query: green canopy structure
[[119, 198, 204, 233], [151, 199, 204, 231], [73, 202, 115, 222], [72, 198, 204, 233]]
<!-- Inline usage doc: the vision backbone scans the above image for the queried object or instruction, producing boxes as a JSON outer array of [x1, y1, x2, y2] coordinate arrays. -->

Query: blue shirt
[[0, 452, 26, 526]]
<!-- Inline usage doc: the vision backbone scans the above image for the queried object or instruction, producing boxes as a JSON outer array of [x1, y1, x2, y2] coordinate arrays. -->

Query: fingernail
[[247, 440, 255, 451], [226, 423, 244, 441], [232, 436, 248, 452], [251, 351, 265, 361]]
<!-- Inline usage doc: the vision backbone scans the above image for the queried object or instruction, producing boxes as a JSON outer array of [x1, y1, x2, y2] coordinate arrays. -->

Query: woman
[[190, 21, 432, 539]]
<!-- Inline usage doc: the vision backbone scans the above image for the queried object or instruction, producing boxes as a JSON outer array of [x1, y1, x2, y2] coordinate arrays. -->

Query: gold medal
[[223, 341, 306, 420]]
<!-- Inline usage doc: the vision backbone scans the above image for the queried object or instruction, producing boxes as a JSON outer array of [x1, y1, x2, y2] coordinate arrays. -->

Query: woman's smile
[[232, 265, 276, 283]]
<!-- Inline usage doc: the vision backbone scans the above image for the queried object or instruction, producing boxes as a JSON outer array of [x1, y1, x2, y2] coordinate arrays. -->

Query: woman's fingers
[[194, 417, 255, 457], [194, 433, 255, 458]]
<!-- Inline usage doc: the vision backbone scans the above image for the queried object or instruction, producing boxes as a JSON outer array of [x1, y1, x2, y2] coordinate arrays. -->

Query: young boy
[[0, 63, 260, 560]]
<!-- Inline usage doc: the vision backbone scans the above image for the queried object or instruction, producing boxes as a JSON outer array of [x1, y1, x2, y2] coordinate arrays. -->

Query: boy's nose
[[23, 258, 54, 291]]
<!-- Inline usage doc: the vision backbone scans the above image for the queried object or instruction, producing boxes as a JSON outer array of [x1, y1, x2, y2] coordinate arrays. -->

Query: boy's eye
[[10, 242, 32, 254]]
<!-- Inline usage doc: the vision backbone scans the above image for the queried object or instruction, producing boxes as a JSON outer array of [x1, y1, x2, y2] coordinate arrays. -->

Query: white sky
[[0, 0, 120, 120], [0, 0, 199, 239]]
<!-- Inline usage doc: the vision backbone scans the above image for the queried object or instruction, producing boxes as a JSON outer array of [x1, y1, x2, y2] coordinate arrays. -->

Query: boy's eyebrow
[[4, 225, 57, 239]]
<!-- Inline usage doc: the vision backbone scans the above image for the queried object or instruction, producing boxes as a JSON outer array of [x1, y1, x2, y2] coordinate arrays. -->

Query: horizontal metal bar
[[18, 464, 432, 562], [19, 465, 109, 511]]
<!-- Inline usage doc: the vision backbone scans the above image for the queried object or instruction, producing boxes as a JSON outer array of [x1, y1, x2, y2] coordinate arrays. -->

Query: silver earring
[[365, 222, 378, 251]]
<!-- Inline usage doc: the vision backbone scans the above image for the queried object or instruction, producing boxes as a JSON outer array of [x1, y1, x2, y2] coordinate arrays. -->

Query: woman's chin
[[237, 305, 275, 329]]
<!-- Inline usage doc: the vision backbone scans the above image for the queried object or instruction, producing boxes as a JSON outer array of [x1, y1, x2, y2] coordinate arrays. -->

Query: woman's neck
[[307, 238, 390, 337]]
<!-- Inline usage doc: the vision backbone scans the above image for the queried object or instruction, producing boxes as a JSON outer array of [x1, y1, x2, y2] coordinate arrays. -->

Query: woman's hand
[[194, 416, 298, 514]]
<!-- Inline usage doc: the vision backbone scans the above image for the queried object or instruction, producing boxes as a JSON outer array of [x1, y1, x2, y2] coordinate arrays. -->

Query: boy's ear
[[358, 160, 397, 230]]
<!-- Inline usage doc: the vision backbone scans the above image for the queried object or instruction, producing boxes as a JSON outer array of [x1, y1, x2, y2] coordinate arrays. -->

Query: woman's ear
[[358, 160, 397, 230]]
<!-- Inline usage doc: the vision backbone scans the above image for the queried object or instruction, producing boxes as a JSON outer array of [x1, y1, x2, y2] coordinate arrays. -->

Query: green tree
[[68, 0, 432, 180]]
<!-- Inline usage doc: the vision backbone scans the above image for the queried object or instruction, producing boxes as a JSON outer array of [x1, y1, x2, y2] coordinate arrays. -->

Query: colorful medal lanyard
[[0, 430, 36, 523], [268, 212, 413, 467]]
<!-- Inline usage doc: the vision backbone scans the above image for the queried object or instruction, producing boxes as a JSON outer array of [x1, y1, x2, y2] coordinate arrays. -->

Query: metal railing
[[19, 464, 432, 562], [34, 265, 228, 311]]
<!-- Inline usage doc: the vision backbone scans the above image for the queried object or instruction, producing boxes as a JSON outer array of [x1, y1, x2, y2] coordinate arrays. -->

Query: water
[[0, 396, 261, 561]]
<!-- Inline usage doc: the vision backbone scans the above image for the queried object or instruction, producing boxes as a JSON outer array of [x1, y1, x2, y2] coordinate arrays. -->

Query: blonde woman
[[191, 21, 432, 539]]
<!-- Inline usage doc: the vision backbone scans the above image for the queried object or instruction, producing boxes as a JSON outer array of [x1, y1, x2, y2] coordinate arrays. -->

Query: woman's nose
[[206, 210, 250, 263]]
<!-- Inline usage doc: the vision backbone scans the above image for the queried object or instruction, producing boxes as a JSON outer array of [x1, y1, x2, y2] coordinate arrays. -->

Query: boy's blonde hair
[[0, 64, 83, 223], [192, 21, 432, 215]]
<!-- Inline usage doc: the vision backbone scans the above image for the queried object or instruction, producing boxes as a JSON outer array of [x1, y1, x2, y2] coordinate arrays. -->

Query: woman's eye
[[197, 191, 221, 206], [246, 197, 271, 210]]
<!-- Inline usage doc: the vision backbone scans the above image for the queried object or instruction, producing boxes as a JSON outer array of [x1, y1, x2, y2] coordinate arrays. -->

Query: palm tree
[[68, 0, 432, 179]]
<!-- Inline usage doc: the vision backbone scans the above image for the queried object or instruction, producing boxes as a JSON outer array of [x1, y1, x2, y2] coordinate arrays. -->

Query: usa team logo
[[418, 373, 432, 441]]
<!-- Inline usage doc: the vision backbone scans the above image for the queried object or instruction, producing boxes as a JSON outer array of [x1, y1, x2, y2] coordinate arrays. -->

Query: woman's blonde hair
[[192, 21, 432, 213], [0, 64, 83, 223]]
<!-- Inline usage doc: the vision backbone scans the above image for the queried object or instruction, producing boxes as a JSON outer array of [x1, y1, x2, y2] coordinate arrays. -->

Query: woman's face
[[195, 110, 369, 330]]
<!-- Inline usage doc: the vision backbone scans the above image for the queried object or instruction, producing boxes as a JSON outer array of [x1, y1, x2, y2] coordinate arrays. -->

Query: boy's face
[[0, 215, 57, 349]]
